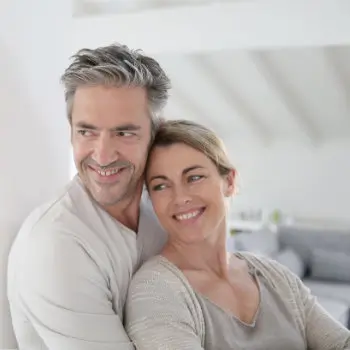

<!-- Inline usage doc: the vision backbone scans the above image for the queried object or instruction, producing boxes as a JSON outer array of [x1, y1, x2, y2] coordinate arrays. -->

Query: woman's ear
[[225, 169, 236, 197]]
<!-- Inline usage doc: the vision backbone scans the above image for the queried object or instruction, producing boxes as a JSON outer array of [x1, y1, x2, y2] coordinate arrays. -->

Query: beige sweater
[[8, 176, 167, 350], [125, 252, 350, 350]]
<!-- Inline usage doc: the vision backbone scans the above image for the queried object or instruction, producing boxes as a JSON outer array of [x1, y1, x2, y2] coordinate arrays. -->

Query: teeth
[[97, 168, 120, 177], [176, 210, 201, 221]]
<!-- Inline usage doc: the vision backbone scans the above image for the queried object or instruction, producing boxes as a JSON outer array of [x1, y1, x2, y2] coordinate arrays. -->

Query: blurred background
[[70, 0, 350, 224], [1, 0, 350, 348]]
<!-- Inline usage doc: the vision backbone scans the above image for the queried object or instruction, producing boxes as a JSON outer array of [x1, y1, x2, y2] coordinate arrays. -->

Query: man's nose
[[92, 134, 118, 166]]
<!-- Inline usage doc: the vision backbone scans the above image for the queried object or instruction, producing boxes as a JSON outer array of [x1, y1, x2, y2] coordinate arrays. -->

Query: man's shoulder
[[19, 176, 89, 233], [7, 177, 115, 293], [138, 194, 168, 260], [9, 176, 108, 262]]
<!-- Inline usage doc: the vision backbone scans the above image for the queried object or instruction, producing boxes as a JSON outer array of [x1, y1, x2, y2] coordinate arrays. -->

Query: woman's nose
[[172, 187, 192, 206]]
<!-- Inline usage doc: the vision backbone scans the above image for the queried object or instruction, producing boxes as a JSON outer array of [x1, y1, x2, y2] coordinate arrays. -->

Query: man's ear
[[225, 169, 236, 197]]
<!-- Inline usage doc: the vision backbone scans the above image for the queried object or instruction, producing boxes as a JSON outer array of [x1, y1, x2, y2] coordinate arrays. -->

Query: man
[[7, 43, 171, 350]]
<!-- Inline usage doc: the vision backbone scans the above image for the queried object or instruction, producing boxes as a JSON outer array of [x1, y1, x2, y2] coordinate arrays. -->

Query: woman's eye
[[152, 184, 166, 191], [189, 175, 203, 183]]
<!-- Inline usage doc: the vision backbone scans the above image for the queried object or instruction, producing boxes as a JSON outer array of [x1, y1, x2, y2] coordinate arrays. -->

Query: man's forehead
[[72, 120, 142, 130]]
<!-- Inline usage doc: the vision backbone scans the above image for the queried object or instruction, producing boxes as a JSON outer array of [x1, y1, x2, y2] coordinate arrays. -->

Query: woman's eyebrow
[[148, 165, 205, 183], [148, 175, 168, 182], [182, 165, 204, 175]]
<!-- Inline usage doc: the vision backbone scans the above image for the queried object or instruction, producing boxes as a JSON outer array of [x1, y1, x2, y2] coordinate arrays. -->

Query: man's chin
[[83, 173, 141, 205], [90, 187, 125, 205]]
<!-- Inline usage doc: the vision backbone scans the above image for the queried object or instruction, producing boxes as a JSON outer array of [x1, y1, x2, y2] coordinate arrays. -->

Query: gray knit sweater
[[125, 252, 350, 350]]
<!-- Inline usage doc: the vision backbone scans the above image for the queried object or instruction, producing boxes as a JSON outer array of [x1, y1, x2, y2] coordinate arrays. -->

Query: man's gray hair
[[61, 43, 171, 139]]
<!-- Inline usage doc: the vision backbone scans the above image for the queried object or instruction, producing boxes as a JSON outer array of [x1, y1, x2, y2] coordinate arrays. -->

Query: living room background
[[2, 0, 350, 348]]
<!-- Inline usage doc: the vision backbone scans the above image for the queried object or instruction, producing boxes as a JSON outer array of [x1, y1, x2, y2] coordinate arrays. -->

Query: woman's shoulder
[[236, 251, 297, 288], [130, 255, 192, 295], [133, 255, 180, 278], [127, 255, 205, 331], [126, 258, 206, 347]]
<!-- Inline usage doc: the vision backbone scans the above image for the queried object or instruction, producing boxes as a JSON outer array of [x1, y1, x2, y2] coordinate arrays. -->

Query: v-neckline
[[196, 267, 263, 328], [158, 254, 263, 328]]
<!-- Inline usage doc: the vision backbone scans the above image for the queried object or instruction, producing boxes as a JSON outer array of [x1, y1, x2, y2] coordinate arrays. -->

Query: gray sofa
[[233, 224, 350, 328]]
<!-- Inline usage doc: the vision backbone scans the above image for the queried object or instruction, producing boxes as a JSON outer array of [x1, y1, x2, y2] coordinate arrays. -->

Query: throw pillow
[[274, 248, 305, 278], [310, 248, 350, 283]]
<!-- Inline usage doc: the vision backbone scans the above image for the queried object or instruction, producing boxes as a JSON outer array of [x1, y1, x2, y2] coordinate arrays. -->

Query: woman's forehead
[[147, 144, 214, 176]]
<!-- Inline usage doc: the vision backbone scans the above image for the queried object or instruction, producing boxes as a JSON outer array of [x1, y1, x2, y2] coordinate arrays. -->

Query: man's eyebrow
[[73, 122, 141, 131], [74, 122, 98, 130], [113, 124, 141, 131]]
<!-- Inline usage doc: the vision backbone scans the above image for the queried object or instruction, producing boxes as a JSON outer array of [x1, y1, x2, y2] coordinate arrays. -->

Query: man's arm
[[9, 229, 134, 350]]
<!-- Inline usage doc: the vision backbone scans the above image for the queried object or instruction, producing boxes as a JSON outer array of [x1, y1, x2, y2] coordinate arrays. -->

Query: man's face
[[71, 85, 151, 207]]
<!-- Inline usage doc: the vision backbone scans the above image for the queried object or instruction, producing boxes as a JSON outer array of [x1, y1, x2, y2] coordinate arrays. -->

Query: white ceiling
[[157, 46, 350, 146], [74, 0, 235, 16], [72, 0, 350, 147]]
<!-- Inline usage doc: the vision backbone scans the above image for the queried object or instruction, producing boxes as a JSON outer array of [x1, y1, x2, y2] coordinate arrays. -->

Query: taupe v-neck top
[[125, 252, 350, 350], [197, 265, 304, 349]]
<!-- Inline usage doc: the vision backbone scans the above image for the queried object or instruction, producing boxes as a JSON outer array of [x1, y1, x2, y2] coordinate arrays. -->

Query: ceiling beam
[[249, 52, 320, 144], [72, 0, 350, 54], [193, 56, 271, 145], [74, 0, 233, 16], [323, 48, 350, 130], [168, 88, 224, 133]]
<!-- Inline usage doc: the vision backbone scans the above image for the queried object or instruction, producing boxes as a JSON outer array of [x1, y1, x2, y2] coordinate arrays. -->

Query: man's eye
[[117, 131, 134, 137], [77, 130, 92, 137]]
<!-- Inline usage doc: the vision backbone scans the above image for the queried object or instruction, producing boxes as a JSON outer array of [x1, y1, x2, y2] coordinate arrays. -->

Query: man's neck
[[104, 186, 143, 233]]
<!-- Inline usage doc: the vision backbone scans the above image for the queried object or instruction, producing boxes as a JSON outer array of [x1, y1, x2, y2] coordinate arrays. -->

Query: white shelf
[[228, 219, 265, 232]]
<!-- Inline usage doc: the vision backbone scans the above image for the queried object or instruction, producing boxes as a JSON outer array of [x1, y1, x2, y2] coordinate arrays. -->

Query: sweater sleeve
[[295, 275, 350, 350], [8, 229, 134, 350], [261, 255, 350, 350], [124, 259, 205, 350]]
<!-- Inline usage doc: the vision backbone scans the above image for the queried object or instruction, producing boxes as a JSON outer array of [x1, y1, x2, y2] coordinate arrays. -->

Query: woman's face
[[146, 143, 234, 245]]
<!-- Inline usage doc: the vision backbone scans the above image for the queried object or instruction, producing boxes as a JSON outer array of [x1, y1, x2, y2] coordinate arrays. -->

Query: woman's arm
[[125, 259, 205, 350], [295, 276, 350, 350], [231, 253, 350, 349], [263, 254, 350, 350]]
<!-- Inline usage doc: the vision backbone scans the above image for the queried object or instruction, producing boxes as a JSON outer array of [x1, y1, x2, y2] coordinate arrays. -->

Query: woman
[[125, 120, 350, 350]]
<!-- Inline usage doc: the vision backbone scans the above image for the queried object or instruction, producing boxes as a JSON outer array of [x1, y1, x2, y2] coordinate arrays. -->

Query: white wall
[[0, 1, 349, 347], [229, 139, 350, 222], [0, 1, 71, 348]]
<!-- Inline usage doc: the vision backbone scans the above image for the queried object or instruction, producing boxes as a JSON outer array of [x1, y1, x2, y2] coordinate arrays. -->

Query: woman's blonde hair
[[148, 119, 235, 177]]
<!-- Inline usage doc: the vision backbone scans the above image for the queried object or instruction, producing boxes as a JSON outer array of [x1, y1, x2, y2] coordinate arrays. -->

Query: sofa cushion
[[274, 248, 305, 278], [304, 279, 350, 305], [310, 248, 350, 283], [278, 225, 350, 265]]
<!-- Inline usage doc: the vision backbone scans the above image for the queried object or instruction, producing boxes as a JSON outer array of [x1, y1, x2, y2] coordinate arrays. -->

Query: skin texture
[[147, 143, 233, 247], [146, 143, 260, 324], [71, 85, 151, 229]]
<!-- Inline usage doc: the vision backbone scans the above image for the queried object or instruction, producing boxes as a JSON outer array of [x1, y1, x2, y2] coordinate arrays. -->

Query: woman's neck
[[163, 231, 230, 279]]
